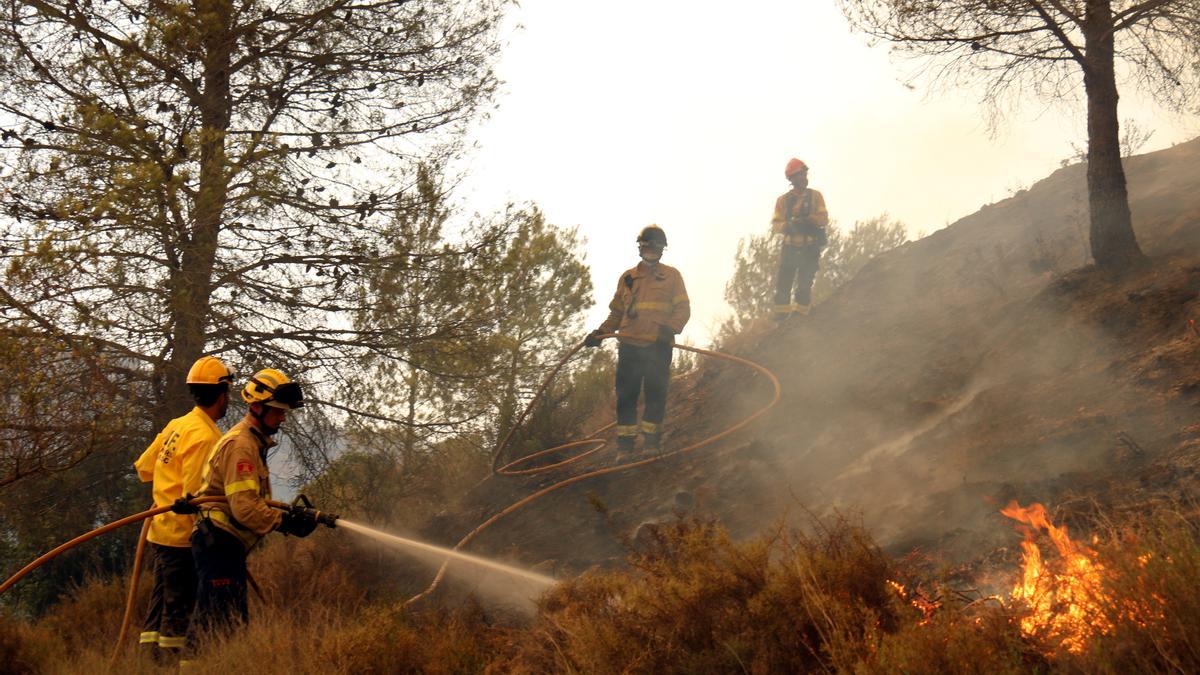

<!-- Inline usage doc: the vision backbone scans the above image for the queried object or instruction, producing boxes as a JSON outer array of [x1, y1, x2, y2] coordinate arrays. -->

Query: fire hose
[[405, 333, 781, 605], [0, 495, 337, 664], [0, 335, 780, 647]]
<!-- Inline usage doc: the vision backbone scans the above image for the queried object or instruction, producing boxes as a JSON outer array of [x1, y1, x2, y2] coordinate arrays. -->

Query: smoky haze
[[742, 138, 1200, 554], [430, 137, 1200, 582]]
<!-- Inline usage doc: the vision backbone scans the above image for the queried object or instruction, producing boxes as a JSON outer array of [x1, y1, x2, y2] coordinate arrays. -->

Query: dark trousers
[[140, 543, 196, 654], [190, 521, 249, 645], [616, 341, 673, 428], [774, 244, 821, 307]]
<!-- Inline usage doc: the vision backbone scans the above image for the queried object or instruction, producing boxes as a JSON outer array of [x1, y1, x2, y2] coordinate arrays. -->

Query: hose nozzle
[[290, 494, 339, 528]]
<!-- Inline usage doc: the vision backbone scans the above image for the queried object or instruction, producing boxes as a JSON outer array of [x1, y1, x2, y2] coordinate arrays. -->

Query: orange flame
[[1000, 500, 1110, 653], [887, 579, 941, 624]]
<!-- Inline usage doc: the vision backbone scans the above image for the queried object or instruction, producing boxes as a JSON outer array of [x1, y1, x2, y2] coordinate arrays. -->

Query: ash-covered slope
[[436, 138, 1200, 575]]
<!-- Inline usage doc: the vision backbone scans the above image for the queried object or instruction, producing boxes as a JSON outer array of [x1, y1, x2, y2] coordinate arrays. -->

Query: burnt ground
[[422, 138, 1200, 587]]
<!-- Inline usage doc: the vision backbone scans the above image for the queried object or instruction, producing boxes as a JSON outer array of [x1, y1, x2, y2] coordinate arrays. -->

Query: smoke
[[423, 138, 1200, 580], [705, 138, 1200, 558]]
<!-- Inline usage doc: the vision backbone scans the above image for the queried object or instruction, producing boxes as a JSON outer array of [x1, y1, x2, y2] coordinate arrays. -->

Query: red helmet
[[784, 158, 808, 178]]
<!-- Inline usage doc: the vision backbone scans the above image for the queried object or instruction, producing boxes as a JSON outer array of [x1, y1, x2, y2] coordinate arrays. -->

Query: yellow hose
[[110, 516, 151, 665], [0, 497, 291, 597], [3, 335, 781, 637], [406, 335, 781, 605], [0, 496, 293, 669]]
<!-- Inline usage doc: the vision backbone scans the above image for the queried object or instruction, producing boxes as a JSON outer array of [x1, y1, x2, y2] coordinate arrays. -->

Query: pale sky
[[456, 0, 1199, 346]]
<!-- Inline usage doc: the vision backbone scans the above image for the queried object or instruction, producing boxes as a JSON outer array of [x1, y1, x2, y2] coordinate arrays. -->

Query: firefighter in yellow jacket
[[771, 158, 829, 319], [585, 225, 690, 458], [188, 368, 316, 641], [133, 356, 232, 662]]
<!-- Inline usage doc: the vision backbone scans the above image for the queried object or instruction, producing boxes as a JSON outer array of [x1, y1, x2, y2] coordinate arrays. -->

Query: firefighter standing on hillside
[[186, 368, 317, 649], [133, 356, 233, 663], [771, 158, 829, 320], [585, 225, 690, 459]]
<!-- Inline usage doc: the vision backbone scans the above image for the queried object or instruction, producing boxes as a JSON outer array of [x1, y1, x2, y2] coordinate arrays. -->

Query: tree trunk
[[1082, 0, 1144, 272], [158, 0, 233, 425], [404, 368, 420, 468]]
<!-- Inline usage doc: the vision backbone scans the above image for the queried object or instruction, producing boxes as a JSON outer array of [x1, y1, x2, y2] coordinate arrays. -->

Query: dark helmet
[[636, 225, 667, 247]]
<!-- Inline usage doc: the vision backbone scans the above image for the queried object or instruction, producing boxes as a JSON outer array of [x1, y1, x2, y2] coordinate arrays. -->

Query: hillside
[[426, 138, 1200, 585]]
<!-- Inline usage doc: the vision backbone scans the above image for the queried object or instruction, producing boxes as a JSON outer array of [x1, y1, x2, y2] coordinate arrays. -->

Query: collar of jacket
[[634, 261, 666, 280], [242, 415, 278, 453], [189, 406, 222, 436]]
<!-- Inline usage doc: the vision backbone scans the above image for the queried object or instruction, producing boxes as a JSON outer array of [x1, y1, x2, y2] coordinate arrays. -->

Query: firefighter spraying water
[[0, 276, 785, 666]]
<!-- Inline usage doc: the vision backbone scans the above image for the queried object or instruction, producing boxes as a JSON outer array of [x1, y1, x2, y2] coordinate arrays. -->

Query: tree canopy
[[0, 0, 507, 433], [839, 0, 1200, 272]]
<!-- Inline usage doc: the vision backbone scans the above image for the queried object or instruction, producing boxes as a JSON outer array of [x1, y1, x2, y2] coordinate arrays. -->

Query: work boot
[[642, 432, 662, 456], [614, 435, 636, 463]]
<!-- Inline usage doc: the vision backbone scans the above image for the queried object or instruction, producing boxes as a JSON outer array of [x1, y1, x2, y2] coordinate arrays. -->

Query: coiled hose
[[405, 334, 780, 605]]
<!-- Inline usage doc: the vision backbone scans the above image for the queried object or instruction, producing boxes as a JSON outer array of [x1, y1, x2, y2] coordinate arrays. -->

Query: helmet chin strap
[[250, 405, 280, 435]]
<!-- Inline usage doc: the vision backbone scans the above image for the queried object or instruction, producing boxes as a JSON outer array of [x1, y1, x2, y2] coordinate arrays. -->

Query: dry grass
[[7, 508, 1200, 673], [496, 516, 899, 674], [1070, 510, 1200, 672]]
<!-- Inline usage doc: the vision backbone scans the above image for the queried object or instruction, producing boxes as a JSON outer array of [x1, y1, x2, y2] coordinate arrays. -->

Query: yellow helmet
[[186, 356, 233, 385], [242, 368, 305, 410]]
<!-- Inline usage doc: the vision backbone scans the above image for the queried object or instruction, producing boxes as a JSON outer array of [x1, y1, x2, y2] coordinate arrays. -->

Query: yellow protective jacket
[[771, 187, 829, 247], [134, 407, 222, 547], [598, 261, 690, 345], [194, 417, 282, 551]]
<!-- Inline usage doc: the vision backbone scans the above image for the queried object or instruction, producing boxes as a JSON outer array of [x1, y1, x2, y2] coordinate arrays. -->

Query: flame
[[1000, 500, 1110, 653], [887, 579, 941, 624]]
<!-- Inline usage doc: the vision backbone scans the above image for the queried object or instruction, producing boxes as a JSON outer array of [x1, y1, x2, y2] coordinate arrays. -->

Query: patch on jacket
[[236, 460, 254, 475]]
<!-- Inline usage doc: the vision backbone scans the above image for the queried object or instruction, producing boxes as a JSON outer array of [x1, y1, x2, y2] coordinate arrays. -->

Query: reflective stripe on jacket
[[770, 187, 829, 246], [194, 417, 281, 551], [133, 407, 222, 547], [598, 261, 690, 345]]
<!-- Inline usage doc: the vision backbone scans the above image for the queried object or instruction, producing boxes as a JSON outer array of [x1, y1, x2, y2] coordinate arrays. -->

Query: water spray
[[336, 520, 556, 589], [0, 334, 781, 661], [0, 494, 334, 665]]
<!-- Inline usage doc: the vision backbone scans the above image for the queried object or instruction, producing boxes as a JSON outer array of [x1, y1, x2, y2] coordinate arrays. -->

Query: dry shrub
[[17, 505, 1200, 673], [1077, 510, 1200, 672], [0, 614, 46, 674], [34, 573, 131, 654], [176, 599, 500, 674], [498, 516, 898, 674], [16, 571, 161, 674], [249, 534, 369, 613], [317, 602, 502, 674], [864, 505, 1200, 673], [862, 601, 1042, 674]]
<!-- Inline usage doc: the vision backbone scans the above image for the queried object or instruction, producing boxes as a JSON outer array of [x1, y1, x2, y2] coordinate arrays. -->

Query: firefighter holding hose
[[585, 225, 690, 459], [186, 368, 318, 648], [133, 356, 233, 663]]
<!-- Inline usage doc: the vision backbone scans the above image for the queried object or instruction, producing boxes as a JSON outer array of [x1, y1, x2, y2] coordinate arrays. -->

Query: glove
[[655, 325, 674, 347], [170, 495, 200, 515], [583, 329, 603, 348], [804, 223, 828, 246], [277, 508, 318, 538]]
